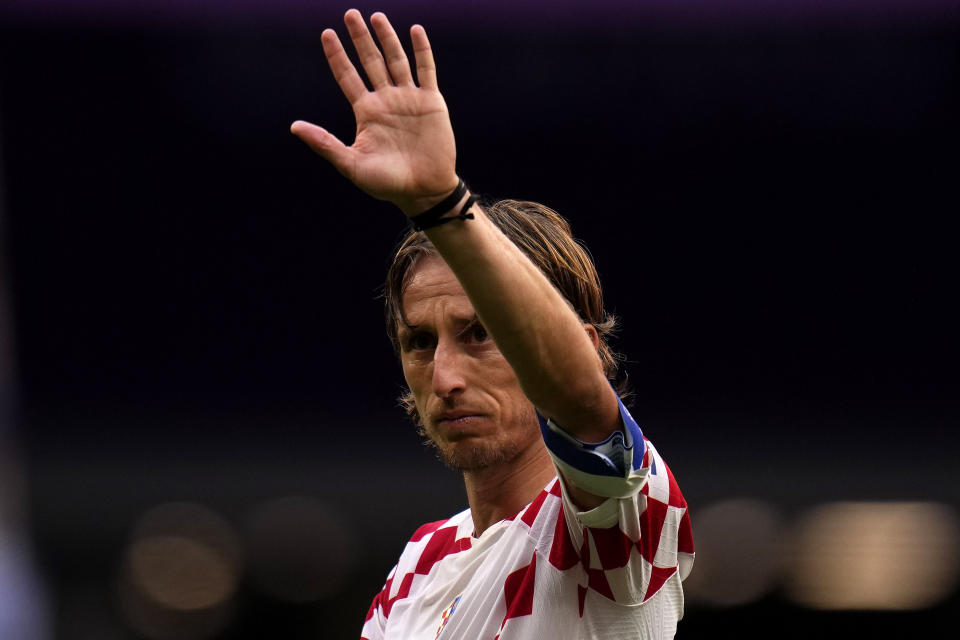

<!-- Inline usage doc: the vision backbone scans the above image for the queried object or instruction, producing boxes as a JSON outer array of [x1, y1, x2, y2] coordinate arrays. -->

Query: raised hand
[[291, 10, 459, 216]]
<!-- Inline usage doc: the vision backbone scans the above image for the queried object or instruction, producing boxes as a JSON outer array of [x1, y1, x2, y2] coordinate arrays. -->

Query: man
[[291, 10, 693, 639]]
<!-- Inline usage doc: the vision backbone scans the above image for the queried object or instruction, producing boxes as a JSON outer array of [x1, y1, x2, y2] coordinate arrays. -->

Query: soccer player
[[291, 10, 694, 639]]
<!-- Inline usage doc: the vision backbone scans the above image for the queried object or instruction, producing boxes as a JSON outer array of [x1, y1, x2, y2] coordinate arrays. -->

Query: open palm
[[292, 11, 459, 216]]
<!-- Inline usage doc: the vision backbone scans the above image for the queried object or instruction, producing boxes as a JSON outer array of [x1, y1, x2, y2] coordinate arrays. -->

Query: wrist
[[397, 178, 462, 217], [407, 179, 479, 232]]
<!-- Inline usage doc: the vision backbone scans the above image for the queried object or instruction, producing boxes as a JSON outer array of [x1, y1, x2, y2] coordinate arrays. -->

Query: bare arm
[[291, 10, 620, 443]]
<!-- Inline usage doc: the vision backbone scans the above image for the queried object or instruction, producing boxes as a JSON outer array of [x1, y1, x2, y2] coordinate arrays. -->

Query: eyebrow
[[455, 315, 483, 337], [398, 313, 481, 336]]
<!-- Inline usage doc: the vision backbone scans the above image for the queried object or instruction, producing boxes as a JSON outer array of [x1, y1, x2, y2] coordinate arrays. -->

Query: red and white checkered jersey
[[361, 400, 694, 639]]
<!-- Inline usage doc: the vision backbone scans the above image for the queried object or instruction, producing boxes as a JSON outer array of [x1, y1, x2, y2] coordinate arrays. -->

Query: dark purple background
[[1, 3, 958, 639], [3, 0, 960, 30]]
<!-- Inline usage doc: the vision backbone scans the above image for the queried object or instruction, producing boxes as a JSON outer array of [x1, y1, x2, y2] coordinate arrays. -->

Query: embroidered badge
[[435, 594, 462, 639]]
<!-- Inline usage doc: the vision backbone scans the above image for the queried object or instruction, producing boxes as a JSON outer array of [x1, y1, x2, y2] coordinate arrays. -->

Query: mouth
[[434, 412, 485, 430]]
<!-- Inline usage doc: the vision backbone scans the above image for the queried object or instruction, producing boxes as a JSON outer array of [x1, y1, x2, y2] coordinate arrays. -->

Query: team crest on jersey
[[435, 594, 462, 639]]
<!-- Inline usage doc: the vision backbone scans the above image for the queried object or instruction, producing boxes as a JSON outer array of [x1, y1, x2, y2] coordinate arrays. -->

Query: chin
[[432, 438, 522, 472]]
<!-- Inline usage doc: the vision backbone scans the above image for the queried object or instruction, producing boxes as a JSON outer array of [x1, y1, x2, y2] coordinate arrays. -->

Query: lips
[[434, 410, 484, 427]]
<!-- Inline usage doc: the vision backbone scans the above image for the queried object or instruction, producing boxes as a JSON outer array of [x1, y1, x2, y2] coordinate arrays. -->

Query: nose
[[431, 335, 467, 398]]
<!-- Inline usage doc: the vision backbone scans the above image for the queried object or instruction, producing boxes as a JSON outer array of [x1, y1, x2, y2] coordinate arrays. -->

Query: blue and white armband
[[537, 397, 650, 499]]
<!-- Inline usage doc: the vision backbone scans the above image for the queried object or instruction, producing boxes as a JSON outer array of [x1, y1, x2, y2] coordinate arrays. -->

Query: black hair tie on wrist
[[409, 179, 478, 231]]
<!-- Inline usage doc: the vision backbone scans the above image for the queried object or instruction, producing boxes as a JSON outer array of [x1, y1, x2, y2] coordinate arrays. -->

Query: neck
[[462, 439, 556, 537]]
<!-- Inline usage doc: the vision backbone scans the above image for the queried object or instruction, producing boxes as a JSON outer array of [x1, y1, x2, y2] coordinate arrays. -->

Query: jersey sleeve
[[538, 397, 695, 604]]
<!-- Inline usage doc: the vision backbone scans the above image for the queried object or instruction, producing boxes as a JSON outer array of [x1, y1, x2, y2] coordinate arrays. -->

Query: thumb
[[290, 120, 353, 176]]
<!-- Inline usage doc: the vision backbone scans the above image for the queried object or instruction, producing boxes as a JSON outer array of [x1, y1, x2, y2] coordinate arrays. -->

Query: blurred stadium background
[[1, 1, 958, 638]]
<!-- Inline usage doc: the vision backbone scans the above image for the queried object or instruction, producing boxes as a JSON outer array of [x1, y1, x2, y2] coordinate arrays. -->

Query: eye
[[405, 331, 435, 351], [467, 323, 489, 343]]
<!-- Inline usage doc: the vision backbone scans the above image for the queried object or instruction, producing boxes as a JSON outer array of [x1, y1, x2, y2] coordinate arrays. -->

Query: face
[[397, 256, 542, 472]]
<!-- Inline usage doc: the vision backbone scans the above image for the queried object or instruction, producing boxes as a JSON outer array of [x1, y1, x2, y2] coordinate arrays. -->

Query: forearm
[[424, 196, 620, 442]]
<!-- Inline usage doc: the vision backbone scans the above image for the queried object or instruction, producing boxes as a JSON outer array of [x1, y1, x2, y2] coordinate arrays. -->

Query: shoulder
[[393, 507, 473, 575], [376, 510, 472, 595], [409, 518, 452, 542], [406, 507, 471, 543]]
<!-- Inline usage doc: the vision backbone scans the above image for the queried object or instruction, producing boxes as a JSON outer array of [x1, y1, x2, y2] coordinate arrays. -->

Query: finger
[[290, 120, 355, 179], [321, 28, 367, 104], [370, 12, 413, 86], [410, 24, 437, 90], [344, 9, 391, 89]]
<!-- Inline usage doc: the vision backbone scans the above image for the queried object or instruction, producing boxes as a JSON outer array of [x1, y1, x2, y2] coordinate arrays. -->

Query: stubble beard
[[417, 424, 522, 472]]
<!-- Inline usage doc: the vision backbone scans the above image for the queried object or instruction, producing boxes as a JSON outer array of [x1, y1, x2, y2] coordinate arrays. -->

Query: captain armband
[[537, 397, 651, 499]]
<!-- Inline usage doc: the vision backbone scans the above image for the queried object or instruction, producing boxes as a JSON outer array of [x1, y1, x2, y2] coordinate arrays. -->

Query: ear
[[583, 323, 600, 350]]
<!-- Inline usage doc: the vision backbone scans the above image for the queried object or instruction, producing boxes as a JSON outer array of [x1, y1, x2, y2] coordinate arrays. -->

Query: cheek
[[401, 359, 429, 391], [487, 365, 533, 418], [402, 365, 433, 425]]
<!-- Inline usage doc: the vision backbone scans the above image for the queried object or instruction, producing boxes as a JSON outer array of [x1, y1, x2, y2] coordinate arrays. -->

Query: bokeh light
[[118, 502, 242, 640], [786, 501, 960, 610]]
